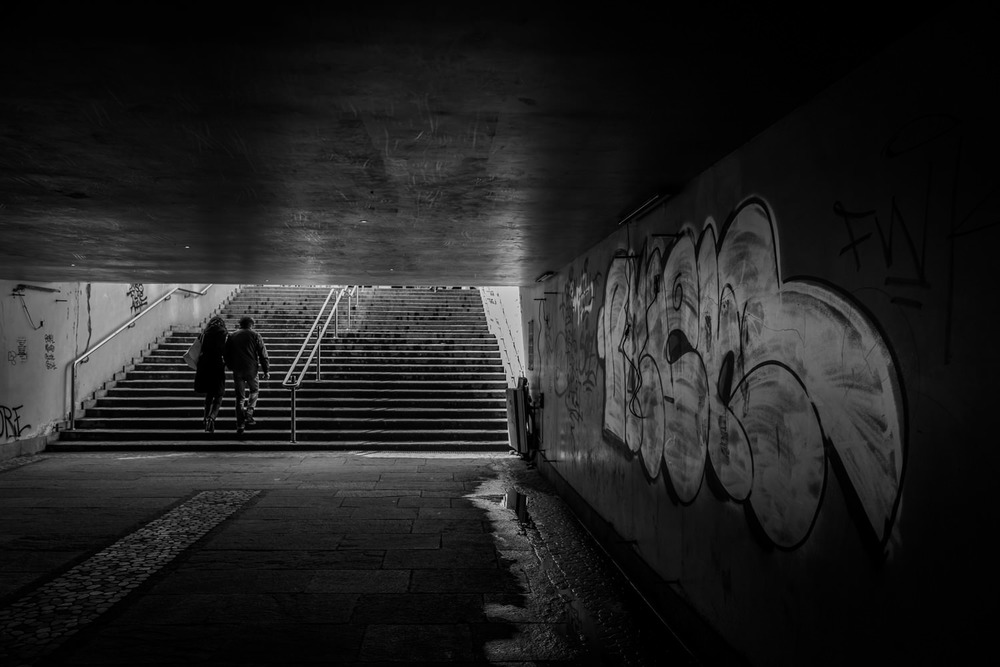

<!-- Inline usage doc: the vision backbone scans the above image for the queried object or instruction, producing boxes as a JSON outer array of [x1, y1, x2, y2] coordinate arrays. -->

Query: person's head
[[207, 316, 226, 330], [239, 315, 255, 330]]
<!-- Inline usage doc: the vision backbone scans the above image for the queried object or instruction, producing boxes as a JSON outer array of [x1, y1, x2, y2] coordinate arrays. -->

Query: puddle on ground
[[502, 489, 533, 527], [493, 487, 664, 665]]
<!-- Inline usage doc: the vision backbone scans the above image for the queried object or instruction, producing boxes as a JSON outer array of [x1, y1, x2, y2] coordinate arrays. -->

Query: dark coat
[[224, 327, 270, 376], [194, 319, 228, 394]]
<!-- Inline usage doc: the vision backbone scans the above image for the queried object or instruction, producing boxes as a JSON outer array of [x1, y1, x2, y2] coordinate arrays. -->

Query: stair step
[[107, 378, 508, 389], [72, 417, 508, 430], [118, 371, 507, 381], [63, 285, 512, 451], [91, 396, 506, 408], [102, 386, 506, 396], [135, 356, 502, 366], [84, 406, 506, 418], [59, 428, 509, 441], [46, 441, 510, 452]]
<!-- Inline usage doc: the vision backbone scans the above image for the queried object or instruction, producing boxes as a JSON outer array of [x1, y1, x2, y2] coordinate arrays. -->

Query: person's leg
[[232, 373, 247, 432], [244, 375, 261, 425], [209, 390, 224, 421], [206, 390, 223, 433], [203, 394, 213, 430]]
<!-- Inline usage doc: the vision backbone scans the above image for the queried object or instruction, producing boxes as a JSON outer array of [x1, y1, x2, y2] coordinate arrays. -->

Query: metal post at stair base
[[316, 338, 322, 382], [289, 386, 297, 443]]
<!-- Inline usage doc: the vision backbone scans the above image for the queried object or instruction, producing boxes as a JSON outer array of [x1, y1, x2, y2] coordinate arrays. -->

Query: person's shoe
[[203, 418, 210, 432], [244, 413, 256, 427], [206, 418, 215, 434], [236, 423, 245, 435]]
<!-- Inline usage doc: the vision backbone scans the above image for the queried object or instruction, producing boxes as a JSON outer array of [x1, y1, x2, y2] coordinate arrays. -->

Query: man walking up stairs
[[223, 315, 270, 436]]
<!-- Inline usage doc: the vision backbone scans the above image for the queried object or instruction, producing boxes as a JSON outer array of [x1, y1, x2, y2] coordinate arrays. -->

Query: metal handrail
[[282, 285, 358, 442], [69, 284, 214, 429], [280, 286, 344, 389]]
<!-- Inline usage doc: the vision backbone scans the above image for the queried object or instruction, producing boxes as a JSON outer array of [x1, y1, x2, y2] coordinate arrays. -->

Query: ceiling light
[[535, 271, 555, 283], [616, 192, 674, 227]]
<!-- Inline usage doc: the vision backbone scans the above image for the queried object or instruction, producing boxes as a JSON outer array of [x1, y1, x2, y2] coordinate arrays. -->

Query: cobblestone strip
[[0, 489, 259, 666]]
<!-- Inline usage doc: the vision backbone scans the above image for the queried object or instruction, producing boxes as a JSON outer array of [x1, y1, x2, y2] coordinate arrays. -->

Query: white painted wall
[[480, 286, 524, 387], [0, 282, 237, 456]]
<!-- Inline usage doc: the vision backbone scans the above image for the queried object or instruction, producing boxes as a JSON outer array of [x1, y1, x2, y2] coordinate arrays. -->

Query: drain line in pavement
[[0, 489, 259, 666]]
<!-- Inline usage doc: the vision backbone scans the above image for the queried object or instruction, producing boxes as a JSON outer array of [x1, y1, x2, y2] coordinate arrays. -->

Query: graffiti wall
[[596, 198, 904, 550], [521, 13, 995, 667], [0, 282, 236, 457]]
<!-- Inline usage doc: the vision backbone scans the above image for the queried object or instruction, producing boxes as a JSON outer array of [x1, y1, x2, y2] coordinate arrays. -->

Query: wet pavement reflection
[[0, 451, 701, 665]]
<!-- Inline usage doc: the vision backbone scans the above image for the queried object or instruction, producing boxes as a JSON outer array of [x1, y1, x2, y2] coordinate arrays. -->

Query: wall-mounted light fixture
[[12, 284, 61, 295], [11, 284, 59, 330], [617, 191, 675, 228], [535, 271, 556, 283]]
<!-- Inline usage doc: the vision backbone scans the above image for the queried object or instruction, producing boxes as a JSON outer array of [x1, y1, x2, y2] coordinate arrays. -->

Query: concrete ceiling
[[0, 4, 924, 286]]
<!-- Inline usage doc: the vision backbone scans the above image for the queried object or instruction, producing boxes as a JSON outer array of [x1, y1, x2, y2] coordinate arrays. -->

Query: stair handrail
[[282, 285, 359, 442], [69, 284, 215, 430], [280, 285, 350, 390]]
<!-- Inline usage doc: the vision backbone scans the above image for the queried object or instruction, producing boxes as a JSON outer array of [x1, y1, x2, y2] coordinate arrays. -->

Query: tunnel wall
[[0, 281, 237, 458], [518, 13, 995, 666], [480, 286, 525, 387]]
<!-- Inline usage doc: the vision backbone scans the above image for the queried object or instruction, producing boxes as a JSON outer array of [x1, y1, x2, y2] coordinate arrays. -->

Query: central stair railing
[[281, 285, 358, 442]]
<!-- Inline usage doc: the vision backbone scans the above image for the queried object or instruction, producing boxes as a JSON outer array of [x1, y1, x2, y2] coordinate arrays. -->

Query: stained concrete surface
[[0, 451, 697, 666]]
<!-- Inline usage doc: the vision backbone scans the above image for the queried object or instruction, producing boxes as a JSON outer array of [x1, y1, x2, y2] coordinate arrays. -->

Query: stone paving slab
[[352, 593, 486, 624], [198, 532, 348, 550], [338, 533, 443, 550], [360, 624, 477, 662], [143, 568, 316, 595], [410, 569, 528, 595], [0, 574, 47, 602], [213, 517, 415, 532], [382, 546, 499, 569], [181, 548, 386, 570], [122, 592, 360, 624], [349, 507, 421, 520], [0, 451, 696, 665], [411, 518, 489, 534], [62, 622, 367, 664], [397, 495, 451, 507], [307, 570, 413, 594]]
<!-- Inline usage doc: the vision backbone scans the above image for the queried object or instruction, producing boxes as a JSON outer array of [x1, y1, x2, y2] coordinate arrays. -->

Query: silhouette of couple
[[193, 315, 270, 435]]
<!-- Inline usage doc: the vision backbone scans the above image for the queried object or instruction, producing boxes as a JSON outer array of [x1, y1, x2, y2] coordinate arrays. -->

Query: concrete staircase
[[51, 285, 511, 451]]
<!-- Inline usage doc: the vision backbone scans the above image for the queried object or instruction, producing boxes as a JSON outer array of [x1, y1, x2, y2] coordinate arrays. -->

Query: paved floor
[[0, 451, 701, 666]]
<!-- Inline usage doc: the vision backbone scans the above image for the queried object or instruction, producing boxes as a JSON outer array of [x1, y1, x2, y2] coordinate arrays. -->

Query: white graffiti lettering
[[597, 197, 905, 552]]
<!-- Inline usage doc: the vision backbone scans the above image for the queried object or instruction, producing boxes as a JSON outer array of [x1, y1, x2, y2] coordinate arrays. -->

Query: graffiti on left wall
[[7, 337, 29, 365], [44, 333, 57, 370], [1, 404, 31, 440], [596, 197, 906, 552], [126, 284, 148, 312]]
